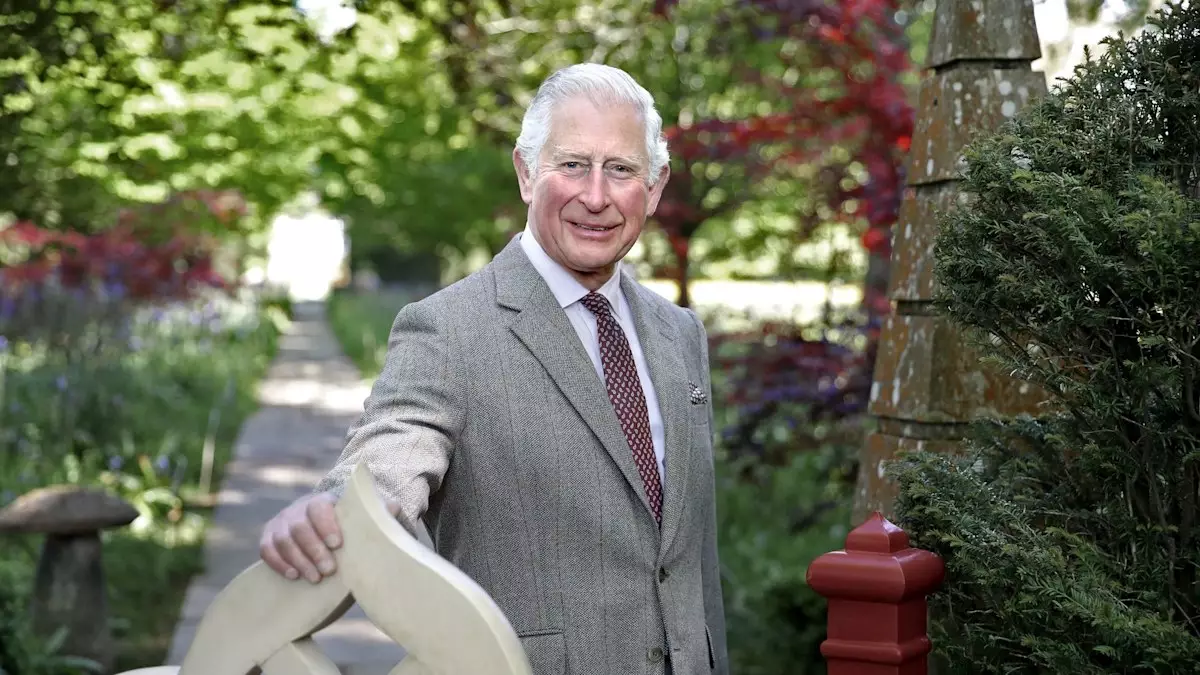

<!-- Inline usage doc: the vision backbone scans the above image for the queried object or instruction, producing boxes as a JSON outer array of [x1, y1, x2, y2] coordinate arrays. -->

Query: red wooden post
[[806, 512, 945, 675]]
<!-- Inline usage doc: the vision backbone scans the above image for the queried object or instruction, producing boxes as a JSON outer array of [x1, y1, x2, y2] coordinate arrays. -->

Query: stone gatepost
[[855, 0, 1050, 521]]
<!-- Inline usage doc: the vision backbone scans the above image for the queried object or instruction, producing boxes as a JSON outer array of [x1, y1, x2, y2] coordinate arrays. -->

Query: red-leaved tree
[[0, 188, 244, 306], [652, 0, 912, 318], [652, 0, 915, 464]]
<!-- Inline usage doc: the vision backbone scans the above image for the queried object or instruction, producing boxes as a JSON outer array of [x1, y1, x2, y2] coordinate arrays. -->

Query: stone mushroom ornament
[[0, 484, 138, 673]]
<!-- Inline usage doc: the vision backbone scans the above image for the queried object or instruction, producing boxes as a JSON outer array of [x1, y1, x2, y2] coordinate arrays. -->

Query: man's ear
[[645, 163, 671, 217], [513, 149, 534, 205]]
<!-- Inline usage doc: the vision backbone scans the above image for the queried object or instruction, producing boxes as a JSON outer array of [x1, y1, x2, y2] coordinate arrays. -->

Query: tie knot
[[580, 292, 612, 317]]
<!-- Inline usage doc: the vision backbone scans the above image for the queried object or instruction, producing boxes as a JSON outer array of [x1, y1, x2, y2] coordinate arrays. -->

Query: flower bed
[[0, 218, 286, 673]]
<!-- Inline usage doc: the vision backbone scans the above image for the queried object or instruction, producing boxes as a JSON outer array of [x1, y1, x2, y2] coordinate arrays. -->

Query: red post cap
[[805, 512, 946, 674]]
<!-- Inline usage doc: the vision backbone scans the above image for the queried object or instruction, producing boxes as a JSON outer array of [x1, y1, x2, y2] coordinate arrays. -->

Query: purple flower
[[0, 335, 7, 352], [55, 375, 67, 391], [108, 456, 123, 471]]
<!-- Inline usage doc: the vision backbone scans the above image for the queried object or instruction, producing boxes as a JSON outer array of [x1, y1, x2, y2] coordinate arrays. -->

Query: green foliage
[[891, 3, 1200, 672], [0, 555, 102, 675], [0, 294, 282, 494], [326, 288, 428, 377], [893, 449, 1200, 672], [0, 1, 347, 236], [0, 291, 283, 669], [715, 445, 855, 675]]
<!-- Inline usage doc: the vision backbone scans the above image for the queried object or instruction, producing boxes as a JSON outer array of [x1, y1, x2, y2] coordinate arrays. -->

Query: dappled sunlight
[[256, 373, 371, 414]]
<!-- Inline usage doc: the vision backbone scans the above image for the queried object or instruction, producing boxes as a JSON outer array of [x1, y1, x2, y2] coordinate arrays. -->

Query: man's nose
[[578, 169, 610, 211]]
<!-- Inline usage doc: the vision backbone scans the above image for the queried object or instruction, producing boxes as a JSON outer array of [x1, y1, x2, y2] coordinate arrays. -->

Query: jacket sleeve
[[315, 299, 467, 539], [687, 308, 730, 675]]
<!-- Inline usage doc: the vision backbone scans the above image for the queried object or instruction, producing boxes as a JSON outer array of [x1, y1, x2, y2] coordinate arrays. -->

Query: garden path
[[167, 301, 404, 675]]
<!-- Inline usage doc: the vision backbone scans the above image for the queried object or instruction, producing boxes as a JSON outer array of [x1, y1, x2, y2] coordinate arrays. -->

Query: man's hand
[[259, 493, 344, 583]]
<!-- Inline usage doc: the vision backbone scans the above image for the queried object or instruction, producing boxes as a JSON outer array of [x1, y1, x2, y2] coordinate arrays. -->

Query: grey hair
[[515, 63, 670, 186]]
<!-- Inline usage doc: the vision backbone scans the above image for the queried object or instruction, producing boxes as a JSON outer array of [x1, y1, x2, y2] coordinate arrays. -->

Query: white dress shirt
[[519, 226, 667, 484]]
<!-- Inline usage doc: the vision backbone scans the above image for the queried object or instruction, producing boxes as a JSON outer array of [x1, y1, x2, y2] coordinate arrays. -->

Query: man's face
[[515, 96, 669, 289]]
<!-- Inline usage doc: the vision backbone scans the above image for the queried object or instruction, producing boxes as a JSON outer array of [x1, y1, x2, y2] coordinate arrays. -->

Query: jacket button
[[657, 567, 669, 582], [647, 647, 664, 663]]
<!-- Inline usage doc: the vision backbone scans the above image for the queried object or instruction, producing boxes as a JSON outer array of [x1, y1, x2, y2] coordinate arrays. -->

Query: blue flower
[[108, 456, 124, 471], [55, 375, 67, 391], [0, 336, 7, 352]]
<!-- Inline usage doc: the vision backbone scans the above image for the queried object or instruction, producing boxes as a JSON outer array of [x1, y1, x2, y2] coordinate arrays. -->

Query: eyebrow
[[549, 149, 646, 168]]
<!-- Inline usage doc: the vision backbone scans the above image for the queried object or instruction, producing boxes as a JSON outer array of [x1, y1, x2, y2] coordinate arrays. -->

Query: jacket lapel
[[621, 275, 691, 555], [494, 240, 658, 522]]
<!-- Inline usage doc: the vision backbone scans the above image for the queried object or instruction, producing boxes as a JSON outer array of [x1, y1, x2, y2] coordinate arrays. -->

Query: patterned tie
[[580, 291, 663, 524]]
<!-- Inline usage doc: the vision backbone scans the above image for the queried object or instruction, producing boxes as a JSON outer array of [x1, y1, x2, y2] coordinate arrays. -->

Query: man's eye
[[563, 161, 583, 169]]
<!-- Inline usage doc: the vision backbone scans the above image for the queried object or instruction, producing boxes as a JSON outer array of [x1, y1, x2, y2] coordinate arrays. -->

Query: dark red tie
[[580, 292, 663, 523]]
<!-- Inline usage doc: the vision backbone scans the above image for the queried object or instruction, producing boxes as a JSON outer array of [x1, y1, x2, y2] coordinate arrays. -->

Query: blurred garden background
[[0, 0, 1175, 674]]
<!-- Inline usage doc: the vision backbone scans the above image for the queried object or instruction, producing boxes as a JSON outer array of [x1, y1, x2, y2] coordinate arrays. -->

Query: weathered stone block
[[889, 182, 961, 302], [907, 67, 1048, 186], [853, 432, 961, 523], [867, 313, 1046, 422], [926, 0, 1042, 68]]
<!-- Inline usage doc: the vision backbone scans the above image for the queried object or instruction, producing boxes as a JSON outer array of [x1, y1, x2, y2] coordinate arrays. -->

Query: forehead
[[545, 96, 647, 162]]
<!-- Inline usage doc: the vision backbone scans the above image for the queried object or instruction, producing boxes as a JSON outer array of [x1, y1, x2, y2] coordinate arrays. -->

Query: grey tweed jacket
[[316, 237, 729, 675]]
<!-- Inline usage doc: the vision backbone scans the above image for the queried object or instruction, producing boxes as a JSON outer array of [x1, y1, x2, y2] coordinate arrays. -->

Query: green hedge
[[891, 3, 1200, 672]]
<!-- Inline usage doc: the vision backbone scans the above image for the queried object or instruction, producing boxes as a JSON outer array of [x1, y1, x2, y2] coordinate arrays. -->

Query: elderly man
[[259, 63, 728, 675]]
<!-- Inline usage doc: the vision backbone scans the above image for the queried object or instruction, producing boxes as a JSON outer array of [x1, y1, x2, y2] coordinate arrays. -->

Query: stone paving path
[[168, 302, 405, 675]]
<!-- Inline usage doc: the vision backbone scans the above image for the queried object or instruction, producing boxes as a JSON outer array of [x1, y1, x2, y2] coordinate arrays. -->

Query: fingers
[[274, 528, 323, 583], [258, 494, 342, 584], [289, 516, 337, 581], [258, 532, 299, 580], [307, 497, 343, 549]]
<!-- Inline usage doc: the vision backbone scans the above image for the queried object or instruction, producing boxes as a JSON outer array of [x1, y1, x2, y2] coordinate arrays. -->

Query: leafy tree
[[1, 1, 345, 243]]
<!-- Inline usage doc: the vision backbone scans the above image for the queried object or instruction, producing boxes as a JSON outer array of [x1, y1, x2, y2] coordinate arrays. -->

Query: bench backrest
[[117, 463, 532, 675]]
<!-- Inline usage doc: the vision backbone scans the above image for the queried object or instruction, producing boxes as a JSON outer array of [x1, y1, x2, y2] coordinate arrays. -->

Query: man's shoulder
[[404, 260, 497, 316]]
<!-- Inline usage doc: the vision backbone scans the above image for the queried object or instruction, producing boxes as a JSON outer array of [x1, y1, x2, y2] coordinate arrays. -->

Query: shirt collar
[[519, 224, 623, 310]]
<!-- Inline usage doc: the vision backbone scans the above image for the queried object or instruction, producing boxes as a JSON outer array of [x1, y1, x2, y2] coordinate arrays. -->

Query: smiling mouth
[[569, 221, 618, 232]]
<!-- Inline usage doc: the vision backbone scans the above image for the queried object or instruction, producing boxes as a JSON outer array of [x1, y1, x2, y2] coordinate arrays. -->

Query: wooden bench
[[116, 464, 532, 675]]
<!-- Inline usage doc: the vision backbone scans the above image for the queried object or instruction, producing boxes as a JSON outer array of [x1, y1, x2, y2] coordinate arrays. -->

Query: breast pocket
[[519, 630, 566, 675]]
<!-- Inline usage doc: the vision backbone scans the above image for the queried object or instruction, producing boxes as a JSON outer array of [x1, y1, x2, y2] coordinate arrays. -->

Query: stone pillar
[[855, 0, 1050, 521]]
